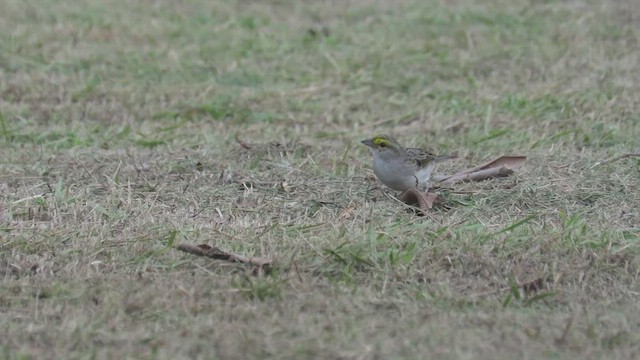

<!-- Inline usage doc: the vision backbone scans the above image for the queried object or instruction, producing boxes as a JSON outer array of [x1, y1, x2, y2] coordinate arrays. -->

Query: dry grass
[[1, 0, 640, 358]]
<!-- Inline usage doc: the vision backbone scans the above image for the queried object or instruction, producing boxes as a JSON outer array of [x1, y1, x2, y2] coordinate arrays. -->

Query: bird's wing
[[406, 148, 456, 165], [405, 147, 438, 165]]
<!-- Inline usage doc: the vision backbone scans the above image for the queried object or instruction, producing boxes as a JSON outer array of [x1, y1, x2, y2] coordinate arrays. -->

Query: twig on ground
[[176, 243, 272, 270]]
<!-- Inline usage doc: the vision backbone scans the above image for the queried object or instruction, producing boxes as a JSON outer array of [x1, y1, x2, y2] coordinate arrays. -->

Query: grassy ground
[[1, 0, 639, 358]]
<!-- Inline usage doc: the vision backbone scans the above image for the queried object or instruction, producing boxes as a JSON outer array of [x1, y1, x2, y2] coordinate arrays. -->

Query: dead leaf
[[441, 166, 514, 184], [176, 243, 272, 271], [457, 155, 526, 175], [439, 155, 526, 184], [399, 188, 438, 210], [235, 133, 252, 149]]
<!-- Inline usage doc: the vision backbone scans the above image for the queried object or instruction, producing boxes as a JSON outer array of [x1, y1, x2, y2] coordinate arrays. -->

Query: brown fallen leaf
[[441, 166, 514, 184], [399, 188, 438, 210], [456, 155, 526, 175], [234, 133, 252, 149], [176, 243, 272, 271], [438, 155, 526, 184]]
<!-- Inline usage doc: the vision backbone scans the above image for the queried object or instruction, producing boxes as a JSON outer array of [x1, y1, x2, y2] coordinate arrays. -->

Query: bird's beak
[[361, 138, 374, 147]]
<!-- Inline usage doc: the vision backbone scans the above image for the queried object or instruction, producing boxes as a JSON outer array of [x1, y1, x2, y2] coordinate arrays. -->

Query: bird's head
[[361, 134, 403, 155]]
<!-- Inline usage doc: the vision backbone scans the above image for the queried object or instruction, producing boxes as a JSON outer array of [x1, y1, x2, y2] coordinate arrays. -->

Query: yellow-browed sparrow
[[361, 134, 455, 192]]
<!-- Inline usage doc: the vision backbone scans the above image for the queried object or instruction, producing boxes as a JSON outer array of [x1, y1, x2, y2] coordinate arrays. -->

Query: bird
[[361, 134, 455, 192]]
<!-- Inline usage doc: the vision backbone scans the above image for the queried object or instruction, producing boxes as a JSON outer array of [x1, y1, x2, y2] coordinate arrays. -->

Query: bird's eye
[[379, 142, 386, 148]]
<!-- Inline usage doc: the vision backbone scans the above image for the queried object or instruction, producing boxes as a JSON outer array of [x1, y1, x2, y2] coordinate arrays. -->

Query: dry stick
[[591, 152, 640, 168], [176, 243, 272, 267], [555, 316, 574, 345]]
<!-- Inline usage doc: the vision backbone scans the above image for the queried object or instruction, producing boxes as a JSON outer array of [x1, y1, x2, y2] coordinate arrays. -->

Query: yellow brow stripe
[[373, 137, 389, 146]]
